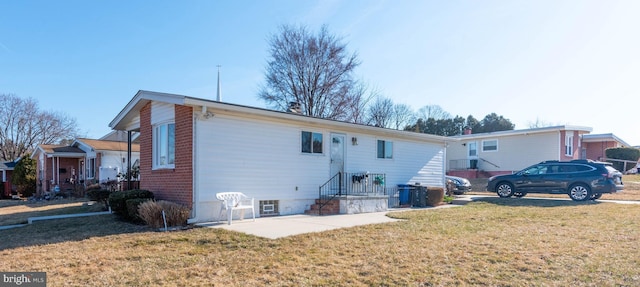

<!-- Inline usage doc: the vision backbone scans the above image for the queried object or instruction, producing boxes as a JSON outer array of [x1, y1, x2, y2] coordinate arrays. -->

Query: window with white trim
[[87, 158, 96, 179], [565, 135, 573, 156], [468, 142, 477, 157], [301, 131, 323, 154], [482, 139, 498, 152], [377, 140, 393, 159], [154, 123, 175, 169]]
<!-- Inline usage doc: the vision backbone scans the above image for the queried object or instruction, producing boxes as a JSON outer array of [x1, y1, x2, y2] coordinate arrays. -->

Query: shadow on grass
[[0, 204, 107, 226], [0, 214, 152, 250], [472, 196, 602, 208]]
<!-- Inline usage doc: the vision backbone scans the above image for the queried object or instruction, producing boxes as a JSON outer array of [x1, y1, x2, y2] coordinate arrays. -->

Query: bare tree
[[259, 24, 363, 121], [417, 105, 451, 121], [367, 97, 394, 128], [392, 103, 415, 130], [528, 117, 557, 128], [0, 94, 79, 161]]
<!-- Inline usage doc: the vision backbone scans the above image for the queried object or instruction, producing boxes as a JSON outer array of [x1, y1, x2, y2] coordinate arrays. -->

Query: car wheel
[[513, 191, 527, 198], [568, 184, 591, 201], [496, 182, 514, 198], [590, 193, 602, 200]]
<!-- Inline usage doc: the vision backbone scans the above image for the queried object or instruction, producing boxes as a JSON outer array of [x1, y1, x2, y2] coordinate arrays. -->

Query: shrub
[[138, 200, 190, 229], [138, 200, 164, 228], [606, 148, 640, 172], [126, 198, 152, 223], [426, 187, 445, 207], [87, 189, 111, 210], [108, 189, 154, 219], [85, 183, 101, 191]]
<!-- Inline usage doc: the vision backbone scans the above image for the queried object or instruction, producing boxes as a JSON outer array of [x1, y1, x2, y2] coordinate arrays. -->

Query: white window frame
[[87, 158, 96, 179], [153, 122, 176, 169], [482, 139, 498, 152], [565, 135, 573, 156], [468, 141, 478, 158], [377, 140, 393, 159], [301, 131, 323, 154]]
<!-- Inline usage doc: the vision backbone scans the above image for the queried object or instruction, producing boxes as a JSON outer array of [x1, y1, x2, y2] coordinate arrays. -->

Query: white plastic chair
[[216, 192, 256, 225]]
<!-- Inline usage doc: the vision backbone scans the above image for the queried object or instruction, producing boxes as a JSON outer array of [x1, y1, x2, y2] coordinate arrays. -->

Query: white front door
[[330, 133, 345, 177]]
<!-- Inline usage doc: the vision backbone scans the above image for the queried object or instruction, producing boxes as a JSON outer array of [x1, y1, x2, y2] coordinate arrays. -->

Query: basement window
[[259, 200, 279, 216]]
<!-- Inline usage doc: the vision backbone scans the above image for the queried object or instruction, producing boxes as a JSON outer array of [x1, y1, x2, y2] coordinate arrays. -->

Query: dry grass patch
[[1, 199, 640, 286]]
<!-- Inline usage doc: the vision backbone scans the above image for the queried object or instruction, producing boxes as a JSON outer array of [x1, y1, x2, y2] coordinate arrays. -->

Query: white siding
[[447, 132, 561, 172], [151, 102, 174, 125], [100, 150, 141, 173], [193, 113, 445, 222]]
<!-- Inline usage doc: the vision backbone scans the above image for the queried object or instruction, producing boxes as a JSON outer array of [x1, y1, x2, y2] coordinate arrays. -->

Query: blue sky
[[1, 0, 638, 145]]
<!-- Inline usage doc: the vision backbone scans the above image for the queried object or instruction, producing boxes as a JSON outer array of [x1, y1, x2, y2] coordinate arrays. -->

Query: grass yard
[[1, 198, 640, 286]]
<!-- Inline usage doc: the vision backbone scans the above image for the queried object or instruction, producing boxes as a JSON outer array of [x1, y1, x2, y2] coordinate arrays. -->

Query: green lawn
[[1, 198, 639, 286]]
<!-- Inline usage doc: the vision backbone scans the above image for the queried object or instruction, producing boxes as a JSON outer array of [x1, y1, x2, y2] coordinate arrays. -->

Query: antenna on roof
[[216, 65, 222, 102]]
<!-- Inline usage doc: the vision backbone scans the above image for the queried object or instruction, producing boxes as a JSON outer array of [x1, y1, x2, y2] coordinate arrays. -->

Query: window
[[565, 135, 573, 156], [468, 142, 477, 157], [377, 140, 393, 159], [259, 200, 279, 216], [87, 158, 96, 179], [154, 123, 175, 168], [301, 131, 323, 154], [482, 140, 498, 152]]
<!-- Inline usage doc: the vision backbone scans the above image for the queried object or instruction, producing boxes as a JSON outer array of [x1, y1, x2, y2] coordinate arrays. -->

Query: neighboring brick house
[[581, 133, 630, 161], [32, 138, 140, 195], [109, 90, 451, 223], [1, 160, 17, 198]]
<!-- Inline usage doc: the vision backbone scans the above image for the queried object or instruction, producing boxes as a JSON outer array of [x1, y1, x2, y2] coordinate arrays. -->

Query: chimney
[[288, 102, 301, 114], [463, 127, 472, 135]]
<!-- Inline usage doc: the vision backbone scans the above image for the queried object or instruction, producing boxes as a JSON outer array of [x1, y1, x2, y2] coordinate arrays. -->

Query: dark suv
[[487, 160, 624, 201]]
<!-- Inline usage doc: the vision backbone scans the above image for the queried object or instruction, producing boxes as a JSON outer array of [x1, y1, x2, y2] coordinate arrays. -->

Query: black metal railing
[[317, 172, 387, 215]]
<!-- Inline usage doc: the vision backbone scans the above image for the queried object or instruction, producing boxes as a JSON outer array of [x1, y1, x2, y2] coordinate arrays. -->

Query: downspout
[[127, 131, 132, 190], [187, 112, 199, 224], [443, 141, 448, 188]]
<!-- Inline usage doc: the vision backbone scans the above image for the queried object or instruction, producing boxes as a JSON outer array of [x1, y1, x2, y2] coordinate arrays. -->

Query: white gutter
[[187, 112, 199, 224]]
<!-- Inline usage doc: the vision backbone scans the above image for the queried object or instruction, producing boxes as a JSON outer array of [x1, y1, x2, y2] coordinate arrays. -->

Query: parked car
[[487, 159, 624, 201], [446, 175, 472, 195]]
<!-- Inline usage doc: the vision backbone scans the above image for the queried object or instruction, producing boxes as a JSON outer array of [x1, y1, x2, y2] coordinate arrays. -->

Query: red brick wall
[[585, 141, 616, 161], [139, 103, 193, 208], [559, 131, 580, 161]]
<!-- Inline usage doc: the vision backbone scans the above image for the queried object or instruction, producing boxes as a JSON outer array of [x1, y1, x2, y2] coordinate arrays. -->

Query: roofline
[[72, 138, 141, 152], [111, 90, 452, 144], [109, 90, 188, 131], [449, 125, 593, 140], [582, 133, 631, 147]]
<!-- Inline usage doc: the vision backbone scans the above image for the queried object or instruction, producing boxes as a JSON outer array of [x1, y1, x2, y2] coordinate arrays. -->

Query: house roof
[[110, 90, 452, 144], [582, 133, 630, 147], [99, 130, 141, 143], [0, 161, 15, 170], [449, 125, 593, 140], [35, 144, 86, 158], [74, 138, 140, 152]]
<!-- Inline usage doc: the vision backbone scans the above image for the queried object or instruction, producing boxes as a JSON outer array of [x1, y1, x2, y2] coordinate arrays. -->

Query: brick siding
[[139, 103, 194, 208]]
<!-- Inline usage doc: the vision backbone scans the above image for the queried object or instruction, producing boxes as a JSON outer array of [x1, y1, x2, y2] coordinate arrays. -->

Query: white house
[[109, 90, 452, 223], [446, 125, 593, 178], [32, 138, 140, 194]]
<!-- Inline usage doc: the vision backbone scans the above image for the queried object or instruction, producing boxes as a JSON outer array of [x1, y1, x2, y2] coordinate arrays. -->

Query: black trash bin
[[411, 185, 427, 207]]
